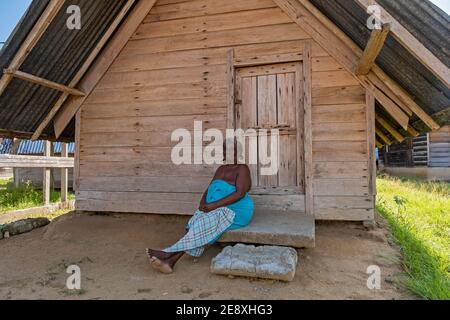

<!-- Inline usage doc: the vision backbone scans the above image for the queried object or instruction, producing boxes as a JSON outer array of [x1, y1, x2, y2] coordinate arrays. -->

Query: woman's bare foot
[[146, 248, 174, 261], [146, 249, 176, 274], [146, 249, 185, 274]]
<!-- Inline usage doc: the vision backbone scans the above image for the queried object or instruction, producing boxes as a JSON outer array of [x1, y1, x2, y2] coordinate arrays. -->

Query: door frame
[[226, 42, 314, 216]]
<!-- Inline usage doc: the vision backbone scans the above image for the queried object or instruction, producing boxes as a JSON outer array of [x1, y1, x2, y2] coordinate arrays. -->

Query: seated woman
[[146, 140, 254, 274]]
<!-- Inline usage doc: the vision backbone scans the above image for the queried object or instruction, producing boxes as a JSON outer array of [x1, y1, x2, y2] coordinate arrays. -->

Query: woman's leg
[[147, 207, 235, 273]]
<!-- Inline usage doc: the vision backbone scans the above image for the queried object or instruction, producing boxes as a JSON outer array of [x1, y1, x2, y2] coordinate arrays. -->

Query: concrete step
[[219, 210, 315, 248]]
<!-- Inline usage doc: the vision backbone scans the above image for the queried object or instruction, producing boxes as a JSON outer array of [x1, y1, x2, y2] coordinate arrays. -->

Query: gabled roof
[[0, 0, 449, 143], [0, 0, 133, 141], [310, 0, 450, 137]]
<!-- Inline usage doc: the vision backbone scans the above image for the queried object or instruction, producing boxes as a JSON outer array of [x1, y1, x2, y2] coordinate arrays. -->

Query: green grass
[[376, 174, 450, 300], [0, 178, 75, 214]]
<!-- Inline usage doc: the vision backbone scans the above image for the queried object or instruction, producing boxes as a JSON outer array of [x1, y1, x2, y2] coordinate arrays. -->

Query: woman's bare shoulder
[[237, 164, 251, 175]]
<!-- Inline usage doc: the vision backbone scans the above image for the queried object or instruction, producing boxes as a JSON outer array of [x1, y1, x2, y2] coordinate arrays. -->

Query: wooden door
[[235, 62, 305, 194]]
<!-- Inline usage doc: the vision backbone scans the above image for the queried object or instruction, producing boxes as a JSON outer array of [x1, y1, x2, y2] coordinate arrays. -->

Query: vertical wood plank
[[296, 62, 305, 193], [241, 77, 258, 128], [43, 140, 51, 206], [278, 134, 289, 186], [241, 76, 258, 186], [258, 74, 278, 187], [278, 134, 297, 187], [11, 138, 21, 187], [277, 73, 296, 127], [227, 49, 236, 129], [302, 42, 314, 216], [277, 72, 297, 187], [235, 72, 243, 129], [257, 75, 277, 128], [366, 91, 376, 200], [61, 142, 69, 203], [74, 109, 81, 192]]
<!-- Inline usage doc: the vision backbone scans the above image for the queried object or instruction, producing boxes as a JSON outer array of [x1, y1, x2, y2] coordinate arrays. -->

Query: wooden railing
[[0, 141, 74, 206]]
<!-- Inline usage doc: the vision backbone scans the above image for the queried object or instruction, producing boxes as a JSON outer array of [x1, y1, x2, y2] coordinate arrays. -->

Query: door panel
[[257, 75, 277, 128], [241, 77, 258, 129], [236, 62, 304, 193], [277, 73, 296, 128]]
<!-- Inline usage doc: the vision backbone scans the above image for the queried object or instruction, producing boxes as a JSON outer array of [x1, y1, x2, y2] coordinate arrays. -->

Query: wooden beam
[[4, 69, 85, 96], [0, 129, 72, 142], [371, 66, 440, 130], [359, 75, 409, 129], [60, 143, 69, 203], [0, 155, 74, 168], [31, 0, 137, 141], [376, 128, 393, 145], [74, 109, 81, 192], [43, 141, 52, 206], [53, 0, 157, 139], [275, 0, 410, 130], [366, 91, 376, 198], [234, 52, 303, 68], [0, 0, 64, 96], [355, 0, 450, 88], [376, 140, 383, 149], [11, 138, 21, 187], [356, 24, 390, 75], [406, 125, 420, 137], [375, 114, 405, 142], [303, 42, 314, 216], [365, 69, 412, 116]]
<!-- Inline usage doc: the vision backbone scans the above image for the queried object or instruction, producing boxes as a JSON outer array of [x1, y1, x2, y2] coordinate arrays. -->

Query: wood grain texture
[[74, 0, 374, 221], [302, 42, 314, 216]]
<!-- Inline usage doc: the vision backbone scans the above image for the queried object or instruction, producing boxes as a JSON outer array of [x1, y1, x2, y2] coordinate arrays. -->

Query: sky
[[0, 0, 449, 48], [430, 0, 450, 15], [0, 0, 32, 48]]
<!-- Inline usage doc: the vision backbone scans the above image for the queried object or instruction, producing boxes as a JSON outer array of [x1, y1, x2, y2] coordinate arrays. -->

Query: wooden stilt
[[43, 141, 52, 206]]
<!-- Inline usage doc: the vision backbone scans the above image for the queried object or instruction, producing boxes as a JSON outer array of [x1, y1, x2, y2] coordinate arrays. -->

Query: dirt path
[[0, 212, 415, 300]]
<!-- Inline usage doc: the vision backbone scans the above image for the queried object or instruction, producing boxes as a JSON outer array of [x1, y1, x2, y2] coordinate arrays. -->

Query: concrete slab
[[211, 244, 298, 282], [219, 210, 315, 248]]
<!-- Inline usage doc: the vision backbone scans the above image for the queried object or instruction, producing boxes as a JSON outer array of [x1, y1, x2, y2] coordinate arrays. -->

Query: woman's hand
[[199, 203, 216, 213]]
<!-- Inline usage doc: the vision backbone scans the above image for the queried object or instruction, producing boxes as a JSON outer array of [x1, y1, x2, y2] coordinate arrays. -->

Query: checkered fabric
[[163, 207, 236, 257]]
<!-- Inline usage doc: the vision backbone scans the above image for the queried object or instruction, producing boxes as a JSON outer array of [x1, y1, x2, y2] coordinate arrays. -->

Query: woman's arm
[[202, 165, 251, 212], [198, 189, 208, 210], [198, 166, 223, 211]]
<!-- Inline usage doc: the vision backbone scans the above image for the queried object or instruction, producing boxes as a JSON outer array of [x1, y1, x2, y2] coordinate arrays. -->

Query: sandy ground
[[0, 211, 415, 300]]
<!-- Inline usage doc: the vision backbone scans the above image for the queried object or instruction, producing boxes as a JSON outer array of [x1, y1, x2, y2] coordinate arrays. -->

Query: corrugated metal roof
[[310, 0, 450, 137], [0, 139, 75, 155], [0, 0, 131, 141]]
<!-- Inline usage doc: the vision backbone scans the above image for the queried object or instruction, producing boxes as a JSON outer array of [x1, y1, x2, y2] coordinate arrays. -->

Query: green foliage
[[377, 174, 450, 300], [0, 179, 74, 214]]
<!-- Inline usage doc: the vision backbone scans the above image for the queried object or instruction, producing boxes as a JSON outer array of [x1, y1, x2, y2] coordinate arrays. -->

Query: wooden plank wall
[[76, 0, 374, 220], [311, 54, 374, 220], [429, 125, 450, 167]]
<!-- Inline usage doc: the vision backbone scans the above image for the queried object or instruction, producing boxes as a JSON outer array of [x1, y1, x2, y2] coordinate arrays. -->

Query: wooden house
[[380, 125, 450, 181], [0, 0, 448, 248]]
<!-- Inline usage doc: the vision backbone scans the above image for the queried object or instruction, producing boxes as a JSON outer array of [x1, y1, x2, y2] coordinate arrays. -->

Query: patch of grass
[[376, 174, 450, 300], [0, 179, 75, 214], [0, 178, 11, 189]]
